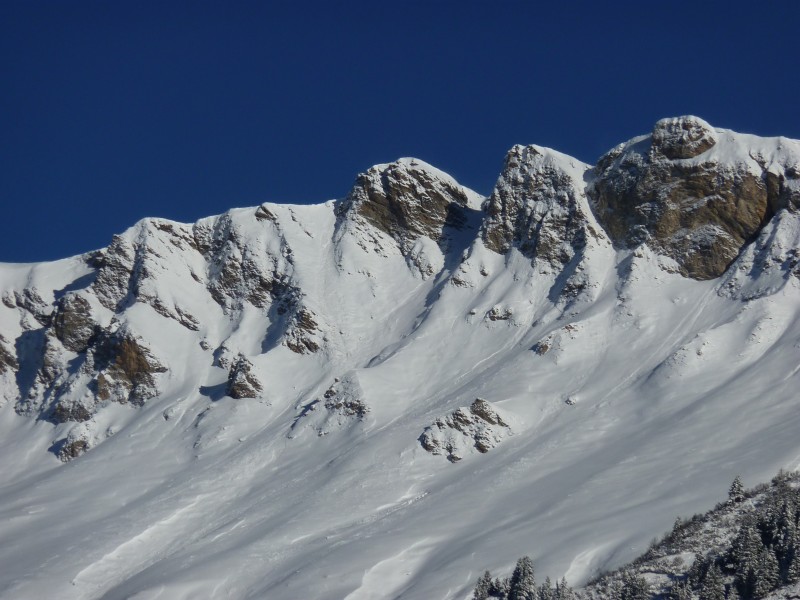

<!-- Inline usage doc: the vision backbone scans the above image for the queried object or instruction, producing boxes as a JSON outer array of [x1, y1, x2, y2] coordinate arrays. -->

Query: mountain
[[1, 116, 799, 600]]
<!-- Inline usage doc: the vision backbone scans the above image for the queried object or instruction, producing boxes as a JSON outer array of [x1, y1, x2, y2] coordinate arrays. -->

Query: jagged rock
[[52, 400, 93, 423], [0, 333, 18, 374], [482, 145, 603, 268], [419, 398, 511, 462], [12, 288, 52, 326], [52, 293, 96, 352], [92, 331, 167, 406], [226, 354, 263, 399], [195, 215, 295, 312], [322, 380, 368, 418], [57, 439, 88, 461], [336, 159, 474, 270], [486, 306, 513, 322], [91, 235, 136, 310], [290, 375, 368, 437], [255, 205, 277, 222], [284, 308, 322, 354], [651, 115, 718, 160], [589, 116, 792, 280]]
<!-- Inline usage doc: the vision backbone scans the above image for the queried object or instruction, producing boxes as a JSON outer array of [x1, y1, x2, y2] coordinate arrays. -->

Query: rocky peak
[[337, 158, 478, 251], [481, 144, 603, 269], [650, 115, 718, 160], [589, 117, 800, 280]]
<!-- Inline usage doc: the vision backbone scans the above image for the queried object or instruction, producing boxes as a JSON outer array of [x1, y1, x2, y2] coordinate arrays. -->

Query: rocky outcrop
[[0, 333, 18, 374], [335, 159, 478, 276], [226, 354, 263, 399], [651, 116, 718, 160], [589, 115, 795, 280], [340, 158, 472, 247], [290, 375, 369, 437], [284, 308, 322, 354], [419, 398, 511, 462], [194, 213, 297, 313], [92, 331, 167, 406], [482, 145, 603, 269], [52, 293, 97, 352]]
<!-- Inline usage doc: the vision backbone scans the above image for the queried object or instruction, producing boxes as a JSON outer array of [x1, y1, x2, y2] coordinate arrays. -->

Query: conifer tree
[[699, 563, 725, 600], [619, 570, 650, 600], [537, 576, 553, 600], [752, 547, 779, 598], [508, 556, 536, 600], [555, 577, 574, 600], [667, 579, 692, 600], [729, 476, 745, 504], [473, 570, 493, 600], [787, 543, 800, 584]]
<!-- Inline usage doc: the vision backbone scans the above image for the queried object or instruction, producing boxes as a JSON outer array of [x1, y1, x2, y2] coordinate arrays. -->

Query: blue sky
[[2, 0, 799, 262]]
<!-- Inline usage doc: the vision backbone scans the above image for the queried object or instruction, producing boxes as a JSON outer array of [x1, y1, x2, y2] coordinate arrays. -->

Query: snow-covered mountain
[[1, 116, 799, 600]]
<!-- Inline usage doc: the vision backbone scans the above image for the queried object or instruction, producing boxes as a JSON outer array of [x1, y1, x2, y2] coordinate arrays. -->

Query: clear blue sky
[[2, 0, 799, 262]]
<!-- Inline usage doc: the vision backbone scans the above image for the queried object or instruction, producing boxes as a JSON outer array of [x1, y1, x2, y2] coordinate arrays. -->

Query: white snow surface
[[1, 133, 800, 600]]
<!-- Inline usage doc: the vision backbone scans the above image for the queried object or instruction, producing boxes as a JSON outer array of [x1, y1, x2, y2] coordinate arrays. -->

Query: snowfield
[[1, 118, 799, 599]]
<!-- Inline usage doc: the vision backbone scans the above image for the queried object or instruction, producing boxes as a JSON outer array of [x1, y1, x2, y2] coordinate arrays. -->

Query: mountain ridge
[[1, 116, 799, 600]]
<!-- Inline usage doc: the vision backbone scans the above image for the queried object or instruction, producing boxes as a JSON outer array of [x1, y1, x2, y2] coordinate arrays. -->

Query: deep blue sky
[[2, 1, 799, 262]]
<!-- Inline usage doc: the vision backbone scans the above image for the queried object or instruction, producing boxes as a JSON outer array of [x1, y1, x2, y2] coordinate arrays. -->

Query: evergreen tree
[[726, 585, 740, 600], [554, 577, 574, 600], [490, 577, 510, 599], [619, 570, 650, 600], [689, 552, 711, 588], [729, 476, 745, 504], [537, 576, 553, 600], [787, 543, 800, 584], [473, 570, 493, 600], [667, 579, 692, 600], [699, 563, 725, 600], [730, 520, 762, 584], [508, 556, 536, 600], [751, 547, 779, 598]]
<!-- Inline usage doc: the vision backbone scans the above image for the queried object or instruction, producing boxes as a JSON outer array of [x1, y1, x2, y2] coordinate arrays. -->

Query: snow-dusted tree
[[752, 547, 780, 598], [730, 520, 762, 583], [473, 570, 493, 600], [699, 563, 725, 600], [667, 578, 692, 600], [490, 576, 510, 599], [508, 556, 536, 600], [619, 570, 650, 600], [726, 585, 741, 600], [728, 476, 745, 504], [537, 576, 553, 600], [787, 543, 800, 584], [554, 577, 574, 600]]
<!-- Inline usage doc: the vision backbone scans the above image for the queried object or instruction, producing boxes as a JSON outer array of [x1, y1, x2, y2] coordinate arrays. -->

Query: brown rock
[[52, 294, 96, 352], [226, 354, 263, 399], [590, 117, 783, 280]]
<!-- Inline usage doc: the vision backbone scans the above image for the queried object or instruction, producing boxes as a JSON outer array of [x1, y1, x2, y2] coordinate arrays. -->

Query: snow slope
[[0, 119, 799, 599]]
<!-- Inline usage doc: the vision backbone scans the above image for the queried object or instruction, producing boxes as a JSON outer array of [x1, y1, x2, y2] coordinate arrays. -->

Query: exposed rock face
[[482, 145, 604, 269], [321, 379, 368, 418], [284, 308, 322, 354], [92, 234, 137, 310], [589, 115, 792, 280], [341, 158, 471, 246], [52, 293, 96, 352], [419, 398, 511, 462], [226, 354, 263, 399], [0, 333, 18, 374], [651, 116, 718, 160], [290, 375, 369, 437], [93, 331, 167, 406], [335, 159, 478, 277]]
